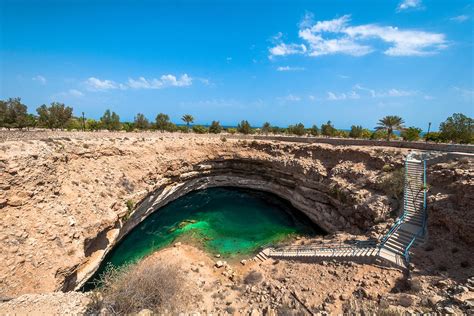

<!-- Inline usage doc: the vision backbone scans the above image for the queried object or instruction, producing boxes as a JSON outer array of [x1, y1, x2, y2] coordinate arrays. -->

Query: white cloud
[[327, 91, 360, 101], [276, 66, 305, 72], [354, 84, 417, 97], [53, 89, 84, 99], [424, 95, 435, 100], [85, 74, 192, 91], [127, 74, 192, 89], [269, 14, 446, 58], [450, 15, 470, 23], [32, 75, 47, 85], [344, 24, 446, 56], [269, 43, 307, 57], [283, 94, 301, 102], [85, 77, 119, 90], [68, 89, 84, 97], [308, 95, 316, 101], [397, 0, 423, 11], [386, 88, 416, 97]]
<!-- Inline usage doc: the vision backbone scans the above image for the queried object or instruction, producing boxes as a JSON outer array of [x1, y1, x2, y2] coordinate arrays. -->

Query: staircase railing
[[377, 155, 412, 255], [403, 159, 428, 264], [268, 240, 377, 257]]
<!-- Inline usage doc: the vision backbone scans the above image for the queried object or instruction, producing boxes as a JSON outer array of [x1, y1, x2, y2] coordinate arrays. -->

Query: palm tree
[[181, 114, 194, 131], [375, 115, 405, 141]]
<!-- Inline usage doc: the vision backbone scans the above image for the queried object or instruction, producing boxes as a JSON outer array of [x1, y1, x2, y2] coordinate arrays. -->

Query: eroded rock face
[[0, 133, 409, 297]]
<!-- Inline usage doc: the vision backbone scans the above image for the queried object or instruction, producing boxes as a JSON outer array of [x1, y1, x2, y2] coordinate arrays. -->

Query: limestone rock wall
[[1, 134, 407, 297]]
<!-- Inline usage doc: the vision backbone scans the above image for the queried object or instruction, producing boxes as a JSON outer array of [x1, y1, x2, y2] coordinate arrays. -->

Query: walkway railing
[[403, 158, 428, 264], [267, 151, 431, 268]]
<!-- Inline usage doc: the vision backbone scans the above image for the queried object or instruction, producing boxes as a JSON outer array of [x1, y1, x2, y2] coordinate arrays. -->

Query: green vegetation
[[208, 121, 222, 134], [36, 102, 73, 130], [287, 123, 305, 136], [378, 168, 405, 202], [261, 122, 272, 135], [181, 114, 194, 131], [309, 124, 319, 136], [401, 126, 422, 141], [1, 97, 472, 144], [349, 125, 371, 139], [321, 120, 336, 136], [375, 115, 405, 141], [192, 125, 207, 134], [0, 98, 29, 129], [438, 113, 473, 144], [134, 113, 149, 130], [100, 109, 121, 131], [237, 120, 252, 134]]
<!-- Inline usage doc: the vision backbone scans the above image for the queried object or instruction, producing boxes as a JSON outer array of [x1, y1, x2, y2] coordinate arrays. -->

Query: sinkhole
[[83, 187, 324, 290]]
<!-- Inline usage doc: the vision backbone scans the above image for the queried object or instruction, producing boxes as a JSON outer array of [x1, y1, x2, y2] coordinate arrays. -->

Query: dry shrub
[[96, 262, 182, 314], [378, 168, 404, 201], [244, 270, 263, 284]]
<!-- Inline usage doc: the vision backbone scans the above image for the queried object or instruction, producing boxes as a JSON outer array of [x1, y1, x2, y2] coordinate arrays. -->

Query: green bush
[[378, 168, 404, 201], [209, 121, 222, 134], [192, 125, 208, 134], [309, 124, 319, 136], [237, 120, 252, 134], [287, 123, 305, 136], [401, 127, 422, 141], [349, 125, 371, 139], [424, 131, 442, 142], [321, 121, 336, 136]]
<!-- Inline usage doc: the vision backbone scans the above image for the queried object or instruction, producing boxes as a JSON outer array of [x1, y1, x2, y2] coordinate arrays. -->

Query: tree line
[[0, 97, 472, 144]]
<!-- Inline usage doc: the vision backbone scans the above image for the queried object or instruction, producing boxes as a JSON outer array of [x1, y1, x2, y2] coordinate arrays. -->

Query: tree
[[261, 122, 271, 135], [25, 114, 37, 130], [86, 119, 101, 131], [36, 102, 73, 130], [287, 123, 305, 136], [237, 120, 252, 134], [309, 125, 319, 136], [375, 115, 404, 141], [66, 118, 82, 131], [371, 130, 388, 140], [181, 114, 194, 131], [122, 122, 135, 132], [424, 131, 442, 143], [134, 113, 149, 130], [334, 130, 349, 138], [209, 121, 222, 134], [2, 98, 29, 129], [155, 113, 171, 132], [349, 125, 364, 138], [100, 109, 121, 131], [321, 121, 336, 137], [439, 113, 473, 144], [0, 100, 7, 127], [401, 127, 422, 141]]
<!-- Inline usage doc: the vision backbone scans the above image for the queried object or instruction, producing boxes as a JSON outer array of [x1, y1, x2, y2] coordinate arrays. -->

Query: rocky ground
[[0, 130, 472, 315]]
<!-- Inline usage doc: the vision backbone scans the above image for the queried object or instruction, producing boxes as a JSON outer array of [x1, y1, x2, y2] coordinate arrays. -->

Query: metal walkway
[[263, 151, 428, 268]]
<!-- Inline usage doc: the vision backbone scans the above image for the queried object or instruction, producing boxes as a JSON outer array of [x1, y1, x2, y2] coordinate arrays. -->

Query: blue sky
[[1, 0, 473, 129]]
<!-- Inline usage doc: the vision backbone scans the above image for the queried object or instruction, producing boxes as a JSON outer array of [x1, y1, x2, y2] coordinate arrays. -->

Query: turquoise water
[[84, 187, 321, 289]]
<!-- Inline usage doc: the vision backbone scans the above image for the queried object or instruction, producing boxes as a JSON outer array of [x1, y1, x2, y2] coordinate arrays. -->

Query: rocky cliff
[[0, 132, 469, 298]]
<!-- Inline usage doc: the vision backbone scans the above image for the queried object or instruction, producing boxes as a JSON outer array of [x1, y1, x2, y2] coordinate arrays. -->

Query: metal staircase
[[265, 152, 428, 268]]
